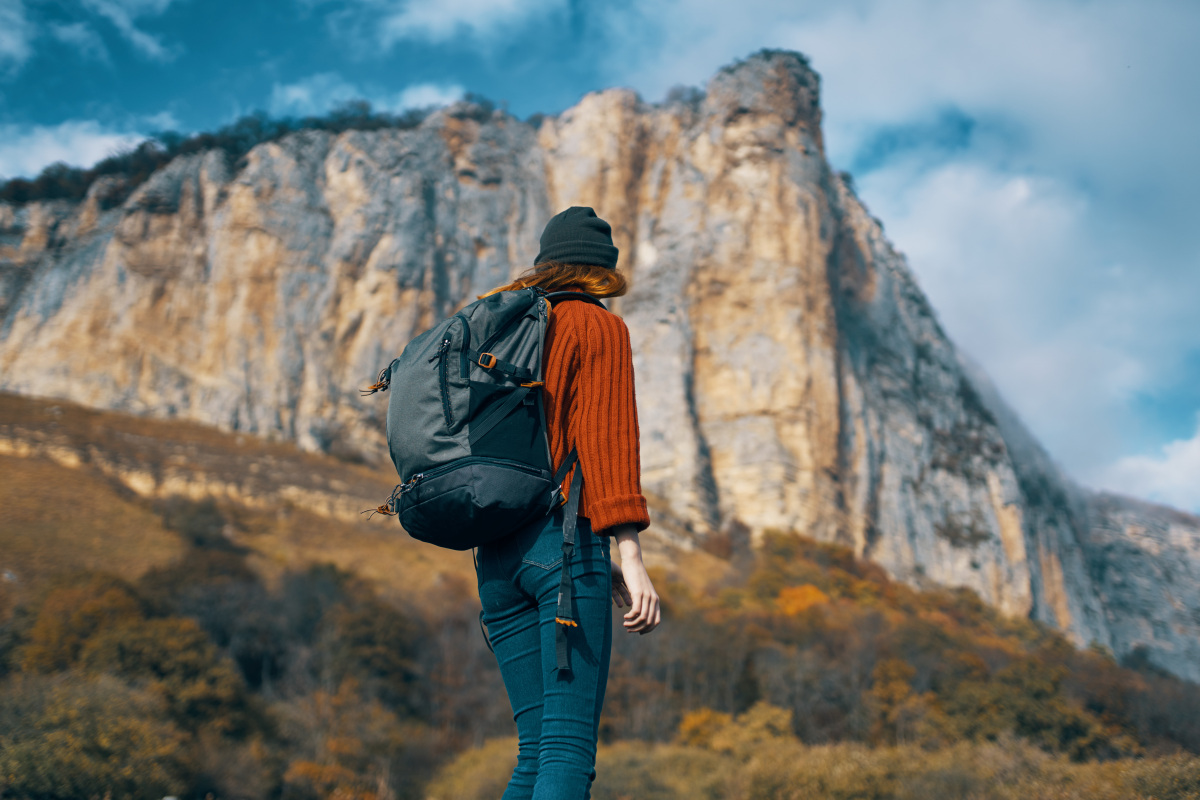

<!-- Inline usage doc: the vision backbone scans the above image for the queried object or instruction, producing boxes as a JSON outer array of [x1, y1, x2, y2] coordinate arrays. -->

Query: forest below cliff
[[2, 397, 1199, 799]]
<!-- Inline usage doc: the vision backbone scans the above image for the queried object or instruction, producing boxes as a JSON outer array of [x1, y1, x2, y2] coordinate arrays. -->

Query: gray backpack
[[364, 287, 603, 669]]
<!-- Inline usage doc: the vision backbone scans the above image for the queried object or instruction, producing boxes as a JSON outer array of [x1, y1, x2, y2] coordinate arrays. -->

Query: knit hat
[[534, 206, 619, 269]]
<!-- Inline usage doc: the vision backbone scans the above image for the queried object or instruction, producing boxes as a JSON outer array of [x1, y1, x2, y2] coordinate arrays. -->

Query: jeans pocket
[[517, 511, 565, 570], [520, 540, 563, 570]]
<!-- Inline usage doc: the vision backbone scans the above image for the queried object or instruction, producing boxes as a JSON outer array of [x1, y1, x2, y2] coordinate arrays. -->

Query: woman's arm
[[572, 306, 658, 630], [574, 310, 651, 533], [609, 523, 661, 634]]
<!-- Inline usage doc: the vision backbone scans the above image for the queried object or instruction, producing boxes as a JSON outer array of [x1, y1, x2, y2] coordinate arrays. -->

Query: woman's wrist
[[610, 524, 643, 562]]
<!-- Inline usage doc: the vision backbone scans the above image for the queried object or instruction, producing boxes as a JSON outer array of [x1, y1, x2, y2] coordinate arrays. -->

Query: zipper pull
[[400, 473, 424, 494], [428, 338, 452, 364], [362, 483, 402, 519], [360, 364, 393, 395]]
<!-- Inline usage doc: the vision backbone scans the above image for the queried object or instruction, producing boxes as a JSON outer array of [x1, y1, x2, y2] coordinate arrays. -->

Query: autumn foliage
[[2, 503, 1200, 798]]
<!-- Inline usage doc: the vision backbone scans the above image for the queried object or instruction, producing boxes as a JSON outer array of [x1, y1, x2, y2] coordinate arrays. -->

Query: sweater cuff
[[587, 494, 651, 535]]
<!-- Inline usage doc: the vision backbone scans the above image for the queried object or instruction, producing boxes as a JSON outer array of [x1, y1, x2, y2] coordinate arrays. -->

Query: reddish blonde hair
[[482, 261, 628, 299]]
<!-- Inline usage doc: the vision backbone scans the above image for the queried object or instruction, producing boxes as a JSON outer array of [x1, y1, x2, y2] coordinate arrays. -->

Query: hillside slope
[[0, 392, 715, 613], [4, 392, 1200, 799], [1, 51, 1198, 679]]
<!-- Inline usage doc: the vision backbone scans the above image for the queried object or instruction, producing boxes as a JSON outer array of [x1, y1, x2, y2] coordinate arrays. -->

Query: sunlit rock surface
[[3, 51, 1198, 681]]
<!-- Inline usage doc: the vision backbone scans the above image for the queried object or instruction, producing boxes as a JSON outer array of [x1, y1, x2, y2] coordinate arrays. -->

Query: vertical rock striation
[[2, 50, 1197, 681]]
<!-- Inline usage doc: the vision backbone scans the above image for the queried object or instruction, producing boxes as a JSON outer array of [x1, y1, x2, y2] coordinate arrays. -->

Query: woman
[[474, 206, 661, 799]]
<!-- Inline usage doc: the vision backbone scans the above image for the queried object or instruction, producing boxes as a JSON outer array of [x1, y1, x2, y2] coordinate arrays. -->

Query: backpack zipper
[[437, 337, 454, 428], [400, 456, 546, 494], [454, 313, 472, 379]]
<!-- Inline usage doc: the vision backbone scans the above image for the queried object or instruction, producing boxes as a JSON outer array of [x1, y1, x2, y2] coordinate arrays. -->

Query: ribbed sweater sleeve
[[575, 306, 650, 533], [543, 297, 651, 535]]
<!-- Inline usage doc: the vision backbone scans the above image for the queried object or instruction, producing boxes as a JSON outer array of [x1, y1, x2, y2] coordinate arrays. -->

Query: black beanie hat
[[534, 206, 619, 269]]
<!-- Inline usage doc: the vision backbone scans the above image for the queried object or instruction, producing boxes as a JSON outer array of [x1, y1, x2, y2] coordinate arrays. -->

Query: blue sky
[[1, 0, 1198, 512]]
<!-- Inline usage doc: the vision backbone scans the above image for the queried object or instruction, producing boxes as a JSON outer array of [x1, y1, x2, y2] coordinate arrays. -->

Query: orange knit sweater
[[543, 293, 651, 534]]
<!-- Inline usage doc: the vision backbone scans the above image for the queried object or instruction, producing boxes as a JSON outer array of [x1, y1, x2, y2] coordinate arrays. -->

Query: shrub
[[594, 742, 727, 800], [0, 673, 191, 799], [19, 574, 144, 672], [80, 616, 252, 735], [403, 733, 513, 800]]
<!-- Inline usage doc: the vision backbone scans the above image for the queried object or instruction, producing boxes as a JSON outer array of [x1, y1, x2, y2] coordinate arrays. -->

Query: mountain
[[2, 50, 1197, 682]]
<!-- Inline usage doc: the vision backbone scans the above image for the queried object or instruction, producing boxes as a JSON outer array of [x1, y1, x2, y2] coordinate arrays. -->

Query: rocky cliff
[[2, 51, 1197, 681]]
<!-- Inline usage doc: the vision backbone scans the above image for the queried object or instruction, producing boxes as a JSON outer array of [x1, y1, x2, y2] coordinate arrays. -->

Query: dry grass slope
[[0, 453, 184, 612], [0, 392, 480, 617]]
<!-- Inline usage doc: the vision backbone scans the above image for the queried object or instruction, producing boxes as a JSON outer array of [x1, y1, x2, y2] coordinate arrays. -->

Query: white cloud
[[856, 156, 1197, 476], [140, 110, 180, 131], [80, 0, 179, 61], [392, 82, 464, 110], [380, 0, 562, 43], [773, 0, 1200, 197], [1102, 416, 1200, 514], [48, 21, 111, 62], [0, 0, 34, 71], [270, 73, 464, 117], [334, 0, 565, 47], [270, 73, 362, 117], [0, 0, 179, 71], [858, 161, 1091, 339], [0, 121, 143, 181]]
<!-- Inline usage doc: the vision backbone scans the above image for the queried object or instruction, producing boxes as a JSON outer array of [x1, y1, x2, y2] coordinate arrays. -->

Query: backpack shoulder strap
[[552, 448, 583, 673]]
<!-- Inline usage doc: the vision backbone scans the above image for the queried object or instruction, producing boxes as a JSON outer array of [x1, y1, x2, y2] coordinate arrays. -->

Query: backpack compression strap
[[465, 350, 536, 382], [553, 448, 583, 673]]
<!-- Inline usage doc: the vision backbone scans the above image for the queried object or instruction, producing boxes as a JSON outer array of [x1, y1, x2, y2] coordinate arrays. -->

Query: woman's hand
[[610, 559, 634, 608], [610, 525, 661, 634]]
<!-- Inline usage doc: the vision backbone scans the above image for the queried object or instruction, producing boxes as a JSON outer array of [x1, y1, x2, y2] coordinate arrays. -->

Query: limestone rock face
[[3, 51, 1198, 680], [1081, 495, 1200, 681]]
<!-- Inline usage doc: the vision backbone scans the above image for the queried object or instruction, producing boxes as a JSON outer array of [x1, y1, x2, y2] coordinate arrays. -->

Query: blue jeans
[[475, 510, 612, 800]]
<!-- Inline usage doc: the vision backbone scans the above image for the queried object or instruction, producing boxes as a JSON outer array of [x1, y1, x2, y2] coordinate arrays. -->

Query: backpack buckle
[[477, 352, 498, 369]]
